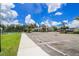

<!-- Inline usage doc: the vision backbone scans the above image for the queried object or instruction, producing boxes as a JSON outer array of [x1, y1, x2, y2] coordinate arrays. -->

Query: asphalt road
[[26, 32, 79, 56]]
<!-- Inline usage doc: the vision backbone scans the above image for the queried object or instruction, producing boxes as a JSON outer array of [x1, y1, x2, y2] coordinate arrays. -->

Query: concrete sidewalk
[[17, 33, 49, 56]]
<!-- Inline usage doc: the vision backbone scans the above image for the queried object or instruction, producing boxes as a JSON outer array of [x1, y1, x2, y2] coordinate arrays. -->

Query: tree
[[75, 16, 79, 20], [60, 22, 69, 33], [0, 24, 5, 31], [52, 26, 58, 31], [41, 24, 47, 32]]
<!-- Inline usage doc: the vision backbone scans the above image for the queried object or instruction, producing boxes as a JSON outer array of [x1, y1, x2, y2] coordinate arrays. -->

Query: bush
[[73, 28, 79, 34], [73, 31, 79, 34]]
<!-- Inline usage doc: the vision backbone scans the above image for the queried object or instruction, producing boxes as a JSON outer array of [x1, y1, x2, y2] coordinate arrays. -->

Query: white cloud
[[46, 3, 62, 13], [40, 22, 44, 25], [55, 12, 62, 15], [1, 20, 9, 25], [11, 20, 19, 25], [36, 23, 39, 27], [0, 3, 18, 19], [25, 14, 35, 25], [0, 12, 7, 19], [40, 19, 61, 27], [63, 20, 68, 23], [62, 20, 69, 26], [44, 20, 51, 27], [68, 20, 79, 28], [1, 19, 19, 26], [0, 3, 19, 25], [40, 20, 51, 27], [1, 3, 15, 11], [51, 21, 61, 26], [1, 10, 18, 19], [10, 10, 18, 18]]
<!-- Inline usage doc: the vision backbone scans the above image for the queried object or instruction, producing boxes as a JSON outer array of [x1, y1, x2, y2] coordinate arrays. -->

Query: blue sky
[[1, 3, 79, 28], [6, 3, 78, 28], [11, 3, 79, 25]]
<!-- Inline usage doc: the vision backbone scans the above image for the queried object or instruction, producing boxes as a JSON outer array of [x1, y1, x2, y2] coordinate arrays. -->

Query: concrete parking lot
[[26, 32, 79, 56]]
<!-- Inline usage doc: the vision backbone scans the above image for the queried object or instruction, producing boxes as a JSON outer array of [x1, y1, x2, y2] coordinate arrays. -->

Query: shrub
[[73, 28, 79, 34]]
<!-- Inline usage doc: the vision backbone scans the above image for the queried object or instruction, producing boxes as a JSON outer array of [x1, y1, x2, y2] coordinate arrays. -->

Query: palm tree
[[41, 24, 47, 32], [27, 24, 33, 33], [61, 22, 68, 33]]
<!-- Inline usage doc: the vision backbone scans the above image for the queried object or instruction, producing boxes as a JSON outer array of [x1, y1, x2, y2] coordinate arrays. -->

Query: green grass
[[0, 32, 21, 56]]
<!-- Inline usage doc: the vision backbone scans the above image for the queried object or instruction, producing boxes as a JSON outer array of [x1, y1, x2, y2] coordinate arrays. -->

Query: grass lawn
[[0, 32, 21, 56]]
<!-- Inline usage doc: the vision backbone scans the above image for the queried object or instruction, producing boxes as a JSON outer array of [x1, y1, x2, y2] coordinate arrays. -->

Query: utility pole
[[0, 27, 2, 52]]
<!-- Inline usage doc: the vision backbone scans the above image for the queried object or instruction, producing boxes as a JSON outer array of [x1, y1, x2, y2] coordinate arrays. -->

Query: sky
[[0, 3, 79, 28]]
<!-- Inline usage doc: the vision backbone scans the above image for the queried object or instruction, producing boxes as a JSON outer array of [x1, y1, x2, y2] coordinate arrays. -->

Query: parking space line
[[46, 44, 69, 56]]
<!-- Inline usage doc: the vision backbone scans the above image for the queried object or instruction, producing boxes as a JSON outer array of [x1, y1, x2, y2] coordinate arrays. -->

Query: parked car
[[56, 30, 61, 32]]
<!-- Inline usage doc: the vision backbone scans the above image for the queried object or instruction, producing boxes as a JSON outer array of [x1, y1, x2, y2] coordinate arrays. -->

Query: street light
[[0, 27, 2, 52]]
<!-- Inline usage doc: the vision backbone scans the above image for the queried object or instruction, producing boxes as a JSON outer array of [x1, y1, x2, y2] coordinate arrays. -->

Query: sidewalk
[[17, 33, 49, 56]]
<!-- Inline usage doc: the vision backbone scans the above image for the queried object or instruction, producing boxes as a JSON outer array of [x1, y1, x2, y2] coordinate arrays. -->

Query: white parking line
[[32, 36, 69, 56], [46, 44, 69, 56]]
